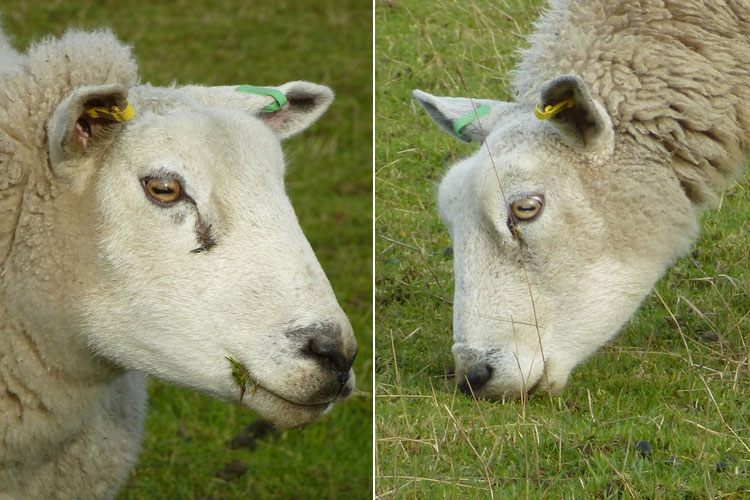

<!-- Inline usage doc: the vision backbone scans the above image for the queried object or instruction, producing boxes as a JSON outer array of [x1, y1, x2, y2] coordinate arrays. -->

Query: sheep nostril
[[457, 364, 492, 397], [307, 337, 356, 386]]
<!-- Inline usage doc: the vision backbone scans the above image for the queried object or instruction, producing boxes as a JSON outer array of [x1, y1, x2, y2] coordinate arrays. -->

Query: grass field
[[3, 1, 372, 498], [375, 1, 749, 498]]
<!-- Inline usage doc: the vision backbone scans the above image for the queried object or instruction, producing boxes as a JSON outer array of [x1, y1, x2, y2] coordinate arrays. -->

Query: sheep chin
[[239, 385, 334, 430]]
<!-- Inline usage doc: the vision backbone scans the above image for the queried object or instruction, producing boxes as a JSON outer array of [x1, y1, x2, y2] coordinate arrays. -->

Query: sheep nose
[[307, 335, 356, 386], [457, 363, 492, 397]]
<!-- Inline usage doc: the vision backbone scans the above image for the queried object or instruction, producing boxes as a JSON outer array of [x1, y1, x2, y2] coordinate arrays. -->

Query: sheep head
[[3, 72, 357, 429], [414, 75, 699, 399]]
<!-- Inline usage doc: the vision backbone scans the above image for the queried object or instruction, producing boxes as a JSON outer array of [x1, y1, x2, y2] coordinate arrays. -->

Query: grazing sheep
[[0, 28, 356, 499], [414, 0, 749, 399]]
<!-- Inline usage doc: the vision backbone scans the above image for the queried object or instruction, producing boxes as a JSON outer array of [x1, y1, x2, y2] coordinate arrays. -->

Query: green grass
[[375, 1, 749, 498], [3, 1, 372, 498]]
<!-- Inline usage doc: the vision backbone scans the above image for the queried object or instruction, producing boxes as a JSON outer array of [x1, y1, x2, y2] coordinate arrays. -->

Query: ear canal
[[536, 74, 614, 153], [74, 103, 134, 150], [48, 83, 132, 167]]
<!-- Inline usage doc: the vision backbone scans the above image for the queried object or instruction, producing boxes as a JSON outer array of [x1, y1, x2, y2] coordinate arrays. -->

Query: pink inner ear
[[262, 104, 291, 130], [74, 120, 92, 149], [74, 115, 111, 150]]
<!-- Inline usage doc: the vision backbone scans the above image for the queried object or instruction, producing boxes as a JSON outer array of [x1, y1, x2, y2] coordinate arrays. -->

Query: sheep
[[0, 27, 357, 499], [414, 0, 749, 400]]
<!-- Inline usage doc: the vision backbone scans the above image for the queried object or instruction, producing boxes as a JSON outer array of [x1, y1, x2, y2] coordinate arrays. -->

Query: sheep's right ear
[[413, 89, 513, 143], [48, 83, 131, 168]]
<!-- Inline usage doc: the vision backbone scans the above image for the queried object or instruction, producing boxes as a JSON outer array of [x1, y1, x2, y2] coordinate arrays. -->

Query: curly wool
[[0, 29, 145, 499], [0, 29, 137, 265]]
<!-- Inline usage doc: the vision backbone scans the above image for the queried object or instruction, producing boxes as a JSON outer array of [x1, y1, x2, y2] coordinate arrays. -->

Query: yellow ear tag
[[84, 102, 135, 122], [534, 97, 575, 120]]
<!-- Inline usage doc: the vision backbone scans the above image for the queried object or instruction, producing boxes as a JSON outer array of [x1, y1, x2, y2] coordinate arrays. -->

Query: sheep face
[[415, 76, 698, 399], [45, 82, 357, 428]]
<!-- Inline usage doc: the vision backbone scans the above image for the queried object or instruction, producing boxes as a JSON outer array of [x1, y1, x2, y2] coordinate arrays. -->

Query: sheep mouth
[[255, 384, 335, 409], [225, 356, 335, 415]]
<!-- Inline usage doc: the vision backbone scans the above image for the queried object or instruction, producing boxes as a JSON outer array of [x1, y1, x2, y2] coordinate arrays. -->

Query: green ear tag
[[452, 104, 491, 136], [236, 85, 288, 112]]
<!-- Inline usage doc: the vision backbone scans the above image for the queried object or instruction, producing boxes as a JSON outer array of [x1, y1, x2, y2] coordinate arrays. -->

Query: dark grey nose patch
[[287, 323, 357, 386], [457, 363, 492, 397]]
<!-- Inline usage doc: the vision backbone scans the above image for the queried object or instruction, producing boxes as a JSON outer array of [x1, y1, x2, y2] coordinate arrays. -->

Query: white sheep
[[0, 28, 357, 499], [414, 0, 749, 399]]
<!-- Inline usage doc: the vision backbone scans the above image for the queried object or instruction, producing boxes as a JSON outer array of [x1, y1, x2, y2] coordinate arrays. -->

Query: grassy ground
[[375, 1, 749, 498], [4, 1, 372, 498]]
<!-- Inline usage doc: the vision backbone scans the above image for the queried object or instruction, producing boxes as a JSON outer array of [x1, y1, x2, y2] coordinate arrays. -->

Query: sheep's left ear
[[536, 75, 614, 153], [183, 81, 333, 140]]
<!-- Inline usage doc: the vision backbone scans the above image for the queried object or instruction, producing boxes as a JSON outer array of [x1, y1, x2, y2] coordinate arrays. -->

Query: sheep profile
[[0, 28, 356, 498], [414, 0, 749, 399]]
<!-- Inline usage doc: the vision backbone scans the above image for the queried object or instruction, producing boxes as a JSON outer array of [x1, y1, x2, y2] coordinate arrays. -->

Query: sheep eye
[[142, 177, 182, 205], [510, 195, 544, 222]]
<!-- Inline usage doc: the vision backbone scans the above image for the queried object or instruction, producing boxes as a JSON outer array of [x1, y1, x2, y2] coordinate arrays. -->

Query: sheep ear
[[182, 81, 334, 140], [48, 83, 131, 168], [413, 89, 512, 143], [537, 75, 614, 153], [261, 81, 333, 139]]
